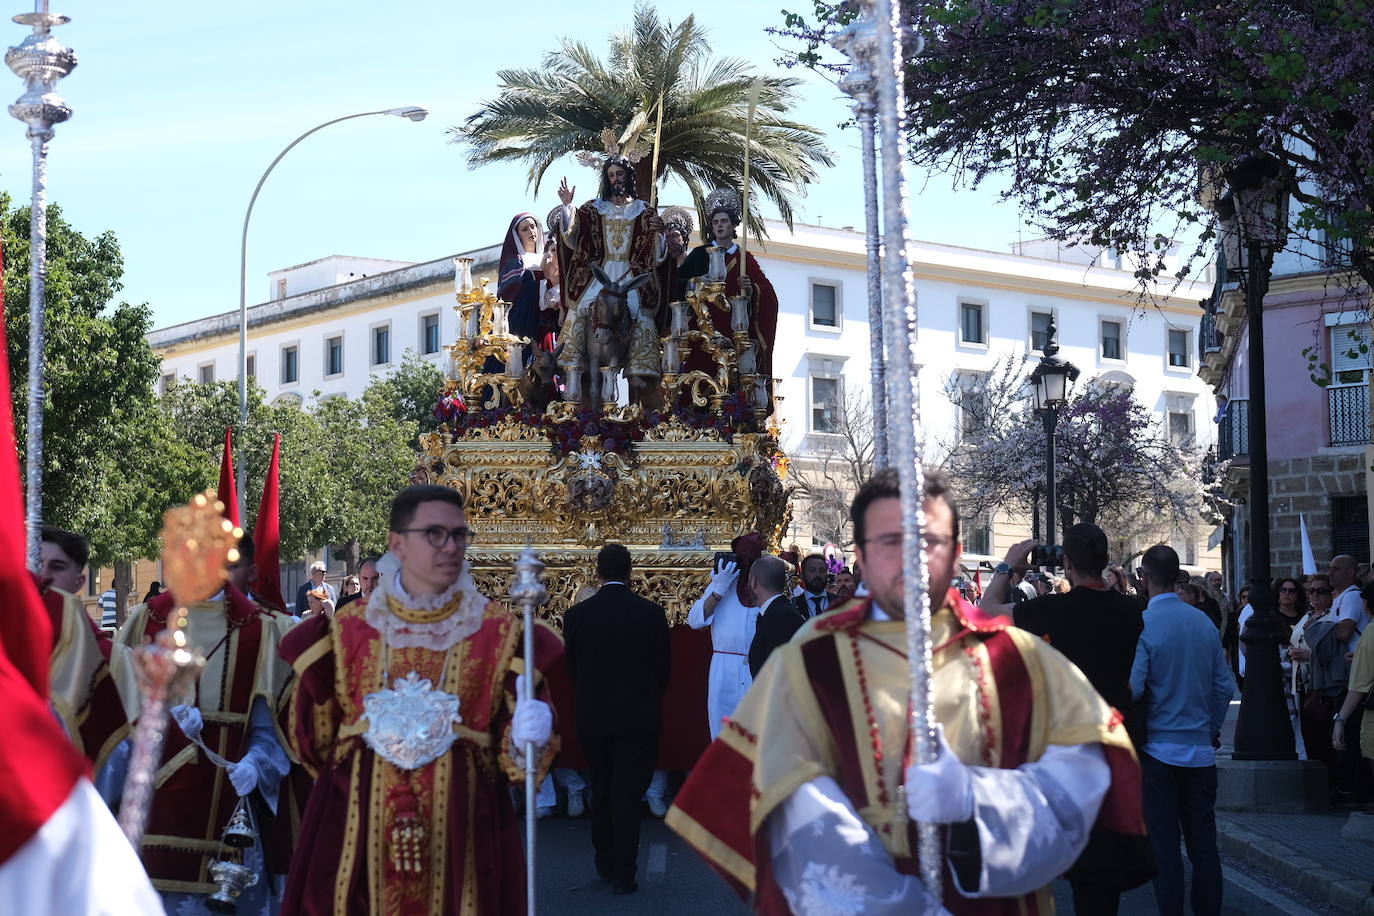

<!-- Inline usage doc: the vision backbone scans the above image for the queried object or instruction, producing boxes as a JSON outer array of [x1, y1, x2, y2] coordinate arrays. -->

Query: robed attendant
[[279, 485, 559, 915], [668, 470, 1143, 913], [45, 585, 129, 773], [687, 533, 766, 740], [111, 534, 296, 914]]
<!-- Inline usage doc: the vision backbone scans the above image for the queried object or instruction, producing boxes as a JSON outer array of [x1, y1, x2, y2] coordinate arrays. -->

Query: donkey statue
[[581, 264, 654, 408]]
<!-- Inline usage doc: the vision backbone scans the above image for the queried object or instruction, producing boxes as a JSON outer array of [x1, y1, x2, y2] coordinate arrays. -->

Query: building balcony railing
[[1199, 308, 1222, 364], [1329, 384, 1371, 447], [1218, 399, 1249, 461]]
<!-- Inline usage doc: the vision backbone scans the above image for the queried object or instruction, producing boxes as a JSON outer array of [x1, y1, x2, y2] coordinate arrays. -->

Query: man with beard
[[553, 158, 665, 405], [668, 469, 1143, 912], [279, 485, 561, 914]]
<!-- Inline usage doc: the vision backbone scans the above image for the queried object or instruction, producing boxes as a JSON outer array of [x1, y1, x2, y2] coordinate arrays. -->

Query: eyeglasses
[[1279, 586, 1297, 593], [397, 526, 472, 549], [1310, 587, 1332, 595]]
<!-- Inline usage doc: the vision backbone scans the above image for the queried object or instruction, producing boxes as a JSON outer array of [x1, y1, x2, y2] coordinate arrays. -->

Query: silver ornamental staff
[[510, 546, 549, 916], [6, 0, 76, 570], [832, 15, 888, 469], [862, 0, 942, 901]]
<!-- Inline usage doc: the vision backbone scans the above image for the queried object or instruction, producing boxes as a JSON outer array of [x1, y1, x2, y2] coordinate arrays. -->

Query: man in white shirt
[[687, 533, 765, 739], [1330, 555, 1365, 654]]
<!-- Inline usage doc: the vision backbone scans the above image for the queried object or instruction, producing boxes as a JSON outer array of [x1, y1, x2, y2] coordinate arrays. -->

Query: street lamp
[[1028, 318, 1079, 547], [1218, 153, 1294, 761], [236, 106, 429, 519]]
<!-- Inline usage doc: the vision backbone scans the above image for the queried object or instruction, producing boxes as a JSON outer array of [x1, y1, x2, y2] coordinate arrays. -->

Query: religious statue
[[677, 189, 780, 391], [552, 140, 666, 408], [498, 212, 560, 357]]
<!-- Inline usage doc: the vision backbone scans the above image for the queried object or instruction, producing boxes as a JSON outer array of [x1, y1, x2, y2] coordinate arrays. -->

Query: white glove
[[709, 561, 739, 598], [511, 675, 553, 753], [903, 724, 974, 824], [170, 704, 203, 741], [227, 750, 261, 797]]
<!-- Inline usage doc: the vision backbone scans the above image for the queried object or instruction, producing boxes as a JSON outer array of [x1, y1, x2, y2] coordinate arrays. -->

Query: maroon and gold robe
[[678, 244, 780, 383], [279, 593, 561, 915], [45, 587, 129, 772], [111, 586, 296, 894], [667, 592, 1144, 914]]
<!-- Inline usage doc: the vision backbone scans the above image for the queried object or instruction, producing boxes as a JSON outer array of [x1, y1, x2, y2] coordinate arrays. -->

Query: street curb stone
[[1218, 819, 1374, 913]]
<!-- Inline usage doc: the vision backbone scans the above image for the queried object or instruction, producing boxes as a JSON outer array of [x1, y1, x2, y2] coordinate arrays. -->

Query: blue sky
[[0, 0, 1026, 328]]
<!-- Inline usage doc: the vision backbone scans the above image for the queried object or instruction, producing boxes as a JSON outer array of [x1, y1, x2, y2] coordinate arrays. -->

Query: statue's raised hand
[[557, 177, 575, 207]]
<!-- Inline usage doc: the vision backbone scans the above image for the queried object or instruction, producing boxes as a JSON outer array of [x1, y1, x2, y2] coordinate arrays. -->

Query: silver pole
[[510, 546, 549, 916], [237, 106, 429, 521], [6, 2, 75, 571], [862, 0, 941, 899], [833, 18, 888, 469]]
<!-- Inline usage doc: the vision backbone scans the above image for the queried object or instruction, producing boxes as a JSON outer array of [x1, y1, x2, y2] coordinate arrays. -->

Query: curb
[[1218, 821, 1374, 914]]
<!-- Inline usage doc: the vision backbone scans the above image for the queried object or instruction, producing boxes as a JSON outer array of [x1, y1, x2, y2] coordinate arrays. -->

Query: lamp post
[[832, 16, 887, 468], [1027, 318, 1078, 547], [236, 106, 428, 519], [7, 0, 76, 570], [1218, 153, 1294, 761]]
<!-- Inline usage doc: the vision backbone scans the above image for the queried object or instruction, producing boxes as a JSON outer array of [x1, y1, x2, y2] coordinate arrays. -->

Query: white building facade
[[151, 220, 1216, 569]]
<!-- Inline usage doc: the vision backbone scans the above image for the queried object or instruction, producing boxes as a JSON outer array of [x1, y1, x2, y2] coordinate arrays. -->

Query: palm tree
[[451, 4, 832, 239]]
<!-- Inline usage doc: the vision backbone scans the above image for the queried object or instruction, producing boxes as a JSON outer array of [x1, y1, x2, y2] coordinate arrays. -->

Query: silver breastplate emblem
[[361, 671, 463, 770]]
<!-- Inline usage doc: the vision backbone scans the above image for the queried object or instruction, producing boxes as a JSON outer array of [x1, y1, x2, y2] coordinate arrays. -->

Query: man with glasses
[[279, 484, 560, 913], [669, 469, 1142, 911], [336, 555, 380, 612]]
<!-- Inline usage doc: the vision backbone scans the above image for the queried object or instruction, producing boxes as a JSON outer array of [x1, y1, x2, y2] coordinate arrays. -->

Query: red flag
[[0, 235, 87, 864], [217, 427, 239, 527], [251, 433, 285, 613]]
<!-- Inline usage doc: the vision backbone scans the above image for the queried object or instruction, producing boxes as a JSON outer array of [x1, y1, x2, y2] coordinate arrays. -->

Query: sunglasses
[[1279, 586, 1297, 593], [1310, 587, 1332, 595]]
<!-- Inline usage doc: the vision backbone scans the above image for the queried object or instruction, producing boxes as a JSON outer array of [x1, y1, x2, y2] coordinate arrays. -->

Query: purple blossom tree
[[941, 357, 1218, 547], [775, 0, 1374, 288]]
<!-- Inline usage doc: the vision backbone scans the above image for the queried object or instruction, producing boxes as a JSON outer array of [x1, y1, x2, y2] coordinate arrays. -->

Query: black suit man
[[562, 544, 671, 895], [747, 555, 806, 677], [793, 552, 832, 621]]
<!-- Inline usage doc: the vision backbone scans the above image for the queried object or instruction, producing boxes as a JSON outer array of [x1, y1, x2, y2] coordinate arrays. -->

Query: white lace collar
[[363, 556, 489, 650], [593, 197, 646, 219]]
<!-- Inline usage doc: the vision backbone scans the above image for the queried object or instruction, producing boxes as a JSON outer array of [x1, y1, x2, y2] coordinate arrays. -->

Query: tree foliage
[[453, 2, 834, 238], [2, 194, 201, 566], [776, 0, 1374, 287], [942, 357, 1215, 542]]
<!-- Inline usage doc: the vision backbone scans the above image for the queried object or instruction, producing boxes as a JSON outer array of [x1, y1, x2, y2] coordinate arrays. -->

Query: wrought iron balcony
[[1329, 384, 1371, 447], [1218, 399, 1249, 461]]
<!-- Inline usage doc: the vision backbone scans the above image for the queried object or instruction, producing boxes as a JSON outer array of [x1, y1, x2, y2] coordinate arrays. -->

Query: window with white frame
[[811, 376, 841, 433], [1166, 393, 1195, 446], [964, 512, 993, 557], [810, 282, 839, 329], [1101, 320, 1123, 360], [325, 336, 344, 377], [197, 363, 214, 385], [421, 313, 441, 355], [1167, 328, 1190, 368], [1030, 310, 1053, 353], [372, 324, 391, 367], [1330, 323, 1372, 387], [959, 301, 986, 345], [955, 369, 989, 441], [280, 345, 299, 385]]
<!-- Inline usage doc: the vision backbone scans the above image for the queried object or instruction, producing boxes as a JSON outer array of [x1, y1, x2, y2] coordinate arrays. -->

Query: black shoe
[[612, 879, 639, 895]]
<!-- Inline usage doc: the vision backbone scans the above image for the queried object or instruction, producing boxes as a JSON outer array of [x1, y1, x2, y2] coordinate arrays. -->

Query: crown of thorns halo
[[574, 125, 651, 169], [705, 188, 743, 223], [661, 205, 694, 239]]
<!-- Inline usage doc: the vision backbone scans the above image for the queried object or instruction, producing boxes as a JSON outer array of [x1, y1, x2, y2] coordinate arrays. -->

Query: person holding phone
[[687, 533, 766, 739]]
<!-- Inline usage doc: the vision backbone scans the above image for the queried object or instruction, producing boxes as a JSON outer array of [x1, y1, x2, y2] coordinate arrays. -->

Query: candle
[[707, 248, 727, 282], [664, 338, 680, 372], [730, 296, 750, 333]]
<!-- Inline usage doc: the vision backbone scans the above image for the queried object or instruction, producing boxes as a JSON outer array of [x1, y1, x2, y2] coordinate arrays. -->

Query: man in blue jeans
[[1131, 544, 1235, 915]]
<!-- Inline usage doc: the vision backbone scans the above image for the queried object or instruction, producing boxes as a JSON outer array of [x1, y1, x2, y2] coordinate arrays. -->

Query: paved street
[[531, 813, 1335, 914]]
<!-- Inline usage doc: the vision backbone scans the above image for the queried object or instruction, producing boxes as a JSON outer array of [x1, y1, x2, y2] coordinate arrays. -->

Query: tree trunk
[[112, 560, 133, 628], [340, 539, 362, 576]]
